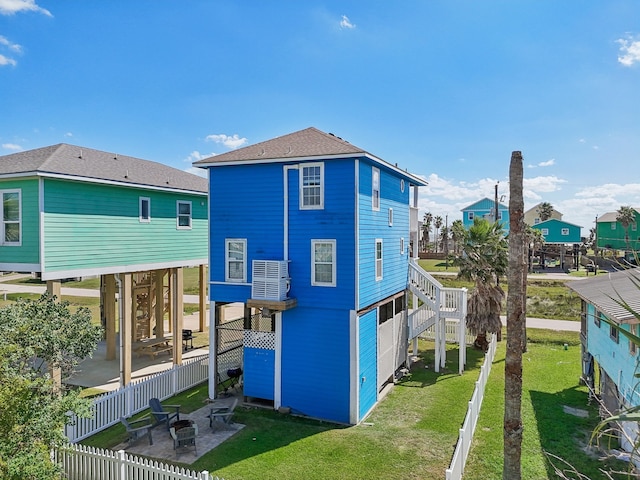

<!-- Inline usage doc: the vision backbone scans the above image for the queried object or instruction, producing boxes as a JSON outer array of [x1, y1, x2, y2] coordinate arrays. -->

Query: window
[[497, 211, 502, 220], [611, 222, 617, 230], [561, 228, 569, 236], [300, 163, 324, 209], [468, 212, 474, 220], [388, 208, 393, 226], [177, 201, 192, 229], [633, 224, 637, 232], [541, 228, 549, 236], [400, 179, 405, 192], [610, 323, 619, 343], [372, 167, 380, 211], [312, 240, 336, 286], [1, 190, 21, 245], [139, 197, 150, 223], [594, 310, 601, 327], [534, 217, 540, 224], [225, 239, 247, 282], [400, 237, 405, 254], [630, 324, 638, 356], [375, 239, 383, 280]]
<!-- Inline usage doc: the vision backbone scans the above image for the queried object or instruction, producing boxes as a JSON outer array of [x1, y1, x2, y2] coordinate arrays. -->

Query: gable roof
[[597, 210, 640, 223], [193, 127, 427, 186], [532, 218, 582, 229], [461, 197, 508, 212], [568, 269, 640, 324], [0, 144, 208, 194]]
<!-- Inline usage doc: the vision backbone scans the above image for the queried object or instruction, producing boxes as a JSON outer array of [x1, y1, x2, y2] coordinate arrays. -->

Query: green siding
[[42, 178, 207, 275], [597, 213, 640, 251], [0, 177, 40, 267]]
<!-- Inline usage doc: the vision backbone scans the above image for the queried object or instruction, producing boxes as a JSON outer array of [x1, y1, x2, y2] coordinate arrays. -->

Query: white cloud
[[340, 15, 355, 29], [183, 150, 216, 163], [617, 36, 640, 67], [538, 159, 555, 167], [0, 35, 22, 53], [579, 138, 586, 143], [523, 175, 567, 194], [2, 143, 22, 151], [184, 166, 208, 178], [0, 0, 51, 16], [205, 133, 247, 149], [0, 53, 16, 66], [64, 132, 73, 137]]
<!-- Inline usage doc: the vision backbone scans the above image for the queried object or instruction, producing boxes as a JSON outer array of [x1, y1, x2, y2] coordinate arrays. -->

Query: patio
[[113, 396, 244, 464]]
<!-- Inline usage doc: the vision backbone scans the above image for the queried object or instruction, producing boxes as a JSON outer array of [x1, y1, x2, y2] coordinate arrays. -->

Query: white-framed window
[[400, 179, 405, 193], [225, 239, 247, 282], [177, 201, 192, 229], [400, 237, 405, 254], [311, 239, 336, 286], [633, 224, 637, 232], [611, 223, 617, 230], [630, 324, 638, 356], [300, 163, 324, 209], [372, 167, 380, 211], [561, 228, 569, 236], [375, 239, 383, 280], [468, 212, 474, 220], [610, 323, 619, 344], [388, 208, 393, 226], [541, 228, 549, 236], [1, 189, 21, 245], [139, 197, 151, 223], [534, 218, 540, 224]]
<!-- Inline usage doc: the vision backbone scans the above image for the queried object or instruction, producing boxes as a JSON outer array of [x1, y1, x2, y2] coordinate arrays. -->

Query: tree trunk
[[504, 151, 525, 480]]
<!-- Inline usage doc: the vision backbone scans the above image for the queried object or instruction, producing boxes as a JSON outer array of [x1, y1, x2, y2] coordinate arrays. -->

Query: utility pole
[[494, 182, 500, 223], [445, 214, 449, 270]]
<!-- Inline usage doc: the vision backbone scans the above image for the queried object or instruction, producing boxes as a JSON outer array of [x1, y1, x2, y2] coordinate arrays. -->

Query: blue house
[[461, 197, 509, 233], [568, 270, 640, 452], [194, 127, 466, 424]]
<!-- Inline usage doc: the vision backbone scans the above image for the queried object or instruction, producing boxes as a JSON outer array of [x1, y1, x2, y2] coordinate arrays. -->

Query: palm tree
[[451, 219, 465, 255], [433, 215, 443, 253], [453, 217, 508, 351], [616, 205, 636, 256], [536, 202, 554, 222], [422, 212, 433, 252]]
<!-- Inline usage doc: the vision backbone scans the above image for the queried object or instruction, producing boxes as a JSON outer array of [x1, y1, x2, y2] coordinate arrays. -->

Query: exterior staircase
[[407, 259, 468, 373]]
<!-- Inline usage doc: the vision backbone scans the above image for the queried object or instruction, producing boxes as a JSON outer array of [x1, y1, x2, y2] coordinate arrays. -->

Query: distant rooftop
[[0, 144, 208, 194]]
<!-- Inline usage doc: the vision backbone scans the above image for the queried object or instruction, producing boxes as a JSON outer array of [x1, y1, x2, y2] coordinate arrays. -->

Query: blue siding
[[358, 309, 377, 420], [461, 197, 509, 232], [358, 161, 410, 310], [243, 347, 275, 400], [281, 306, 351, 423]]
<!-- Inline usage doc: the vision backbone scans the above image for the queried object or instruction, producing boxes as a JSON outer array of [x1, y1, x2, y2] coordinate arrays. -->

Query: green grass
[[418, 258, 459, 273], [464, 330, 628, 479]]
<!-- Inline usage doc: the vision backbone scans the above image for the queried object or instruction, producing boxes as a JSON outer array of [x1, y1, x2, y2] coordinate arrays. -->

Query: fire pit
[[170, 419, 193, 431]]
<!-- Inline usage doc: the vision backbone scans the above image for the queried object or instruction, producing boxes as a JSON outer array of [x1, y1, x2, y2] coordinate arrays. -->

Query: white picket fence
[[66, 353, 210, 443], [445, 333, 498, 480], [54, 443, 220, 480], [421, 319, 476, 345]]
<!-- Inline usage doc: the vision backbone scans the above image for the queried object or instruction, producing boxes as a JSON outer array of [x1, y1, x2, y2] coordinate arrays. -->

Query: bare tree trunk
[[504, 151, 525, 479]]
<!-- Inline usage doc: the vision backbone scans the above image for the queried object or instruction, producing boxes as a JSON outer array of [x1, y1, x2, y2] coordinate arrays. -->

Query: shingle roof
[[567, 269, 640, 323], [193, 127, 427, 186], [0, 144, 208, 194]]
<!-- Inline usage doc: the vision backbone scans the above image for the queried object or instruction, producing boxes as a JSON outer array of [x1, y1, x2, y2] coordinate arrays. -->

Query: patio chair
[[149, 397, 180, 430], [209, 397, 239, 429], [170, 424, 198, 455], [120, 416, 154, 446]]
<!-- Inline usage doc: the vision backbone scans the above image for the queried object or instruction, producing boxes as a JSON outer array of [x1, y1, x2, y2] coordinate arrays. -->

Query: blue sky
[[1, 1, 639, 234]]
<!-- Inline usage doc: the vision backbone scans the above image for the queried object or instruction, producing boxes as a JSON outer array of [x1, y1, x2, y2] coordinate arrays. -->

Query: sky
[[1, 1, 639, 236]]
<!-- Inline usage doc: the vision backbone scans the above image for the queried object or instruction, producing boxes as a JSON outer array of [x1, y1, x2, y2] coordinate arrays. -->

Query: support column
[[120, 273, 133, 386], [46, 280, 62, 391], [155, 269, 166, 339], [171, 267, 184, 365], [208, 301, 220, 400], [46, 279, 61, 299], [199, 264, 207, 332], [104, 274, 117, 360]]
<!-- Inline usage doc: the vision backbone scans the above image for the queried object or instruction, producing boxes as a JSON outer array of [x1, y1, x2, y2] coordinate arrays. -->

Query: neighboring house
[[523, 202, 563, 226], [596, 210, 640, 252], [531, 219, 582, 270], [568, 270, 640, 452], [0, 144, 208, 385], [194, 127, 466, 424], [461, 197, 509, 233]]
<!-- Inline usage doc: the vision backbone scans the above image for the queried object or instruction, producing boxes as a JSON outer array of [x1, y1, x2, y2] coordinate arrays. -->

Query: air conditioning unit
[[252, 260, 289, 301]]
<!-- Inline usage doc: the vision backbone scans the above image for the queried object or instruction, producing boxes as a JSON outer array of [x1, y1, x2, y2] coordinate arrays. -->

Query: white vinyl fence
[[66, 354, 210, 443], [54, 444, 220, 480], [445, 333, 498, 480]]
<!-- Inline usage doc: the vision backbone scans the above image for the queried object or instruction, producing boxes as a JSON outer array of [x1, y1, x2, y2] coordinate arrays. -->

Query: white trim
[[311, 239, 336, 286], [39, 177, 45, 270], [350, 310, 358, 424], [274, 312, 282, 409], [1, 188, 22, 246], [0, 171, 208, 196], [299, 162, 324, 210], [139, 196, 151, 223], [355, 161, 360, 311], [210, 280, 251, 286], [561, 228, 569, 236], [372, 166, 380, 211], [176, 200, 192, 230], [0, 262, 40, 272], [225, 238, 247, 282], [400, 237, 405, 254], [388, 207, 393, 226], [40, 257, 208, 281], [375, 238, 383, 281]]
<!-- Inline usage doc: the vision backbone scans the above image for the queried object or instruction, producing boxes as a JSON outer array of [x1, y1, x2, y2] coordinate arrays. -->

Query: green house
[[0, 144, 208, 385], [596, 210, 640, 251]]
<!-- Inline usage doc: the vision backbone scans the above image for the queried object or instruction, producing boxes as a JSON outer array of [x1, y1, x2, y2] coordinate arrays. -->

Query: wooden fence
[[445, 333, 498, 480]]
